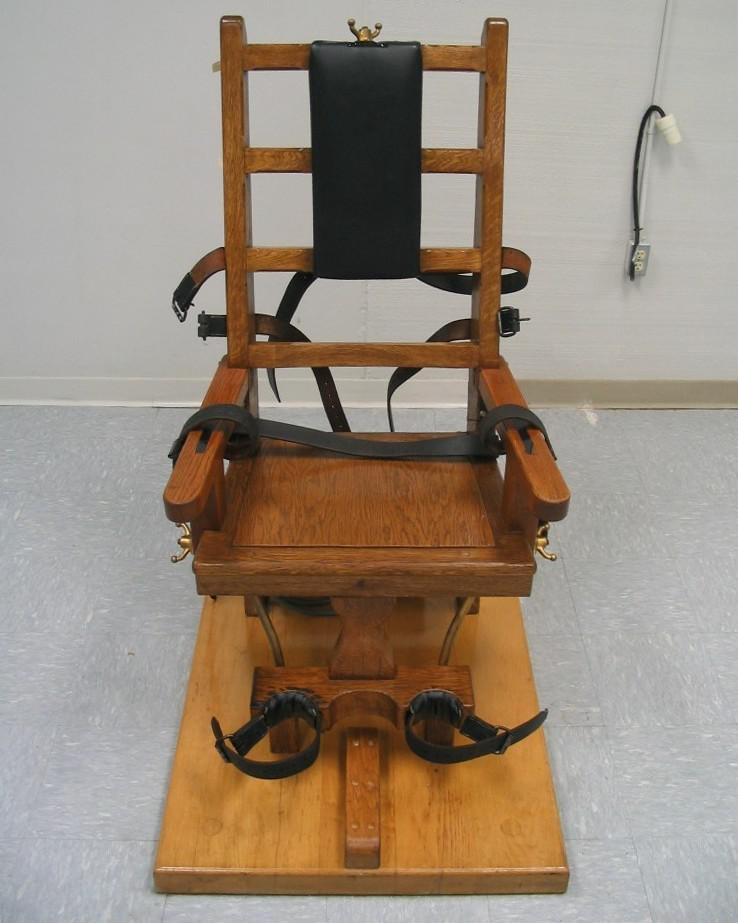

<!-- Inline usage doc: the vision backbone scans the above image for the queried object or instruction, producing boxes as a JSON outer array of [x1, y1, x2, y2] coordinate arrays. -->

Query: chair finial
[[347, 18, 382, 42]]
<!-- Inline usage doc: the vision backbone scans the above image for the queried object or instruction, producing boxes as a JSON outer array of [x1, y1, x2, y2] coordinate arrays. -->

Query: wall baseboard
[[1, 376, 737, 408], [519, 378, 738, 408]]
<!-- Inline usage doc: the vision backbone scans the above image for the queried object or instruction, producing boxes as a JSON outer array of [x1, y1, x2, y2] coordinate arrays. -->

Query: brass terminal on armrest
[[535, 521, 557, 561], [170, 522, 193, 563]]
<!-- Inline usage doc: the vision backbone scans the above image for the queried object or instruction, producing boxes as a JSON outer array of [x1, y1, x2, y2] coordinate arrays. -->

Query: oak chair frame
[[161, 18, 571, 871], [164, 16, 569, 566]]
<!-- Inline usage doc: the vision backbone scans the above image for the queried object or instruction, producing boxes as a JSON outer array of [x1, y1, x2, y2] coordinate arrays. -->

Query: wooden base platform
[[154, 595, 568, 894]]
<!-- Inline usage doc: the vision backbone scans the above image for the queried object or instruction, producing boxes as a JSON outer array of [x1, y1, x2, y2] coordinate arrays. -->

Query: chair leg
[[329, 597, 396, 680]]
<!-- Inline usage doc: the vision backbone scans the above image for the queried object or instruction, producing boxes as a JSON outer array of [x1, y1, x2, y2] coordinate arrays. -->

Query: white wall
[[0, 0, 735, 406]]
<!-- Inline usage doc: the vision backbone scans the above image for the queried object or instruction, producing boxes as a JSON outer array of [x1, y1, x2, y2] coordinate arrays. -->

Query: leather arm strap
[[404, 690, 548, 765], [212, 690, 322, 780], [168, 402, 554, 466]]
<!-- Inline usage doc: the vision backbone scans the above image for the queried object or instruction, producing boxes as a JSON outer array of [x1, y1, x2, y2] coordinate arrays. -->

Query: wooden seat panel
[[192, 436, 536, 598], [231, 439, 495, 549]]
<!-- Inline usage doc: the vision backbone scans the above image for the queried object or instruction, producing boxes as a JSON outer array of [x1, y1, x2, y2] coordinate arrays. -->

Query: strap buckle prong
[[213, 732, 234, 763], [494, 726, 512, 754]]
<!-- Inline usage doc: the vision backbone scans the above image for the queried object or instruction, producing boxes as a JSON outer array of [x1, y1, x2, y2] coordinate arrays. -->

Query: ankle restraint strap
[[405, 690, 548, 765], [212, 690, 322, 780], [168, 402, 554, 466]]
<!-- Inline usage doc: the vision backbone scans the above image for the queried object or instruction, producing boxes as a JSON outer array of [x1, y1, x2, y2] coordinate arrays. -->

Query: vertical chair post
[[467, 18, 508, 429], [472, 18, 507, 366], [220, 16, 254, 370]]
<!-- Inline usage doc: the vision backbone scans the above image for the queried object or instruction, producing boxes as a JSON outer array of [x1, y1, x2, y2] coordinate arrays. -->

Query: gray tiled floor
[[2, 405, 737, 922]]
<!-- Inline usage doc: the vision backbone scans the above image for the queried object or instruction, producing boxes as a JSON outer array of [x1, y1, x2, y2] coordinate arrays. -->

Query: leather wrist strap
[[212, 690, 322, 780], [168, 402, 554, 466], [405, 690, 548, 765]]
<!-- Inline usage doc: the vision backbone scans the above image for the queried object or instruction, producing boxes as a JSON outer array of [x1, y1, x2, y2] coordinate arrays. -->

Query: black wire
[[629, 104, 665, 280]]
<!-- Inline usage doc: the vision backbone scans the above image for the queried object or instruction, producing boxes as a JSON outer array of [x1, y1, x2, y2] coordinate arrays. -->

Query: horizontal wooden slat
[[246, 247, 481, 272], [245, 147, 310, 172], [423, 148, 484, 173], [247, 342, 479, 369], [241, 44, 485, 72], [422, 44, 486, 71], [420, 247, 481, 272], [194, 537, 532, 597], [244, 147, 483, 174]]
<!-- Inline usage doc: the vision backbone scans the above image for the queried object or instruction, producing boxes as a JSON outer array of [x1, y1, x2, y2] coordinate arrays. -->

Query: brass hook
[[347, 18, 382, 42], [535, 521, 558, 561], [170, 522, 193, 563]]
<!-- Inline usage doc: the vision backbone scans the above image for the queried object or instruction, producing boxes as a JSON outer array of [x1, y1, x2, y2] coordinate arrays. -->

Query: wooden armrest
[[163, 358, 250, 523], [479, 360, 570, 525]]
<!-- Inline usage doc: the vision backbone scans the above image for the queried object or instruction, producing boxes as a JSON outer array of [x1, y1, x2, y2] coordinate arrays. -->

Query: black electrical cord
[[629, 104, 665, 280]]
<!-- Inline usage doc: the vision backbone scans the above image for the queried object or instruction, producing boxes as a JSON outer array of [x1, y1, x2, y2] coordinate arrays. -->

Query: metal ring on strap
[[211, 690, 322, 780], [404, 689, 548, 765]]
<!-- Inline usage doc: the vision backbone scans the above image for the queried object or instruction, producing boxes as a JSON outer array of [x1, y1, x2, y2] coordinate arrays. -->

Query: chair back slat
[[244, 148, 485, 174], [241, 43, 485, 72]]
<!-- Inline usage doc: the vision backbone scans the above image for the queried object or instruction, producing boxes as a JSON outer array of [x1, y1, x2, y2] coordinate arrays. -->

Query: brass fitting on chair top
[[170, 522, 193, 563], [347, 18, 382, 42], [535, 521, 558, 561]]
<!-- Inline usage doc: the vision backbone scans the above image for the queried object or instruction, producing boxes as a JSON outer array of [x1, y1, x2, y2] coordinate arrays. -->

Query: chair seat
[[193, 437, 535, 598]]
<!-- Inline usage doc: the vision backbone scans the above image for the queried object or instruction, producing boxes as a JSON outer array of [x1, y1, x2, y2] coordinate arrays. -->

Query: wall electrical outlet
[[627, 241, 651, 277]]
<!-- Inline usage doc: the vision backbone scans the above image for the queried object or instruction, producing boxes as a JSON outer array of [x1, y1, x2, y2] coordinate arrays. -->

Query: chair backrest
[[218, 16, 508, 389]]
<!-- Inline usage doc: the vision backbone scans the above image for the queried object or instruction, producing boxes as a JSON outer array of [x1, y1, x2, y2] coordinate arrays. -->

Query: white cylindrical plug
[[656, 113, 681, 144]]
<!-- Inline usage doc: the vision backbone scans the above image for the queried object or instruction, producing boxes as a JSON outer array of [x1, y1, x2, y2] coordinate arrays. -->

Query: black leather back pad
[[309, 41, 422, 279]]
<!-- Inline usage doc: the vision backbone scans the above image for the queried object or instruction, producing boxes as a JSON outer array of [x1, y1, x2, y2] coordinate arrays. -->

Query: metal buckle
[[498, 305, 530, 338], [171, 299, 190, 323], [213, 733, 234, 763], [197, 311, 227, 340], [495, 726, 512, 754]]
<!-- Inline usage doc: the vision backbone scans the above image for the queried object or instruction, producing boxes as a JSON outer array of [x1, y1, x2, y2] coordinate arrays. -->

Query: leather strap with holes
[[405, 690, 548, 765], [212, 690, 322, 780], [168, 402, 555, 466]]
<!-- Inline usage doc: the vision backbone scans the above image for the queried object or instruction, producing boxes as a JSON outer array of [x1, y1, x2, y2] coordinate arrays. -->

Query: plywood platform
[[154, 595, 568, 894]]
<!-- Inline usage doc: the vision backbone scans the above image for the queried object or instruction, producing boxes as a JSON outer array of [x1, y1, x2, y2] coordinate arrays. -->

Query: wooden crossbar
[[244, 147, 484, 174], [241, 44, 485, 72], [247, 342, 479, 369], [245, 247, 481, 273]]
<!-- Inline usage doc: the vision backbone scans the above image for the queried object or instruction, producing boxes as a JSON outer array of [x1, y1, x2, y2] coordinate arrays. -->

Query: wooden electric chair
[[156, 15, 570, 895]]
